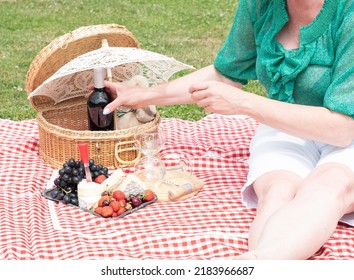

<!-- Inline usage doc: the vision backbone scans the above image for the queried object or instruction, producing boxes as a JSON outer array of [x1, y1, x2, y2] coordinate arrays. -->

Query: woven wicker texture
[[25, 24, 160, 170], [36, 103, 160, 169]]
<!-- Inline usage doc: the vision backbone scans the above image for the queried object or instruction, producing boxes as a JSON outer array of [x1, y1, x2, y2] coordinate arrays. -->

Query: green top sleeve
[[213, 0, 354, 118], [324, 6, 354, 118], [213, 0, 259, 85]]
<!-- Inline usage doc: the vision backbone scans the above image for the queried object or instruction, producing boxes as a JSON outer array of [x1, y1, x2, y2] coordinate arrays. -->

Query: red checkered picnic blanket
[[1, 115, 353, 260]]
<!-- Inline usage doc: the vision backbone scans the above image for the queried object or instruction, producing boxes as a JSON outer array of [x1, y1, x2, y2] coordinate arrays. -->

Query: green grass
[[0, 0, 265, 121]]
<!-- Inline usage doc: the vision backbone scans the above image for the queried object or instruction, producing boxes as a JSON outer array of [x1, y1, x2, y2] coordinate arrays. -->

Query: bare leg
[[247, 171, 301, 250], [236, 163, 354, 260]]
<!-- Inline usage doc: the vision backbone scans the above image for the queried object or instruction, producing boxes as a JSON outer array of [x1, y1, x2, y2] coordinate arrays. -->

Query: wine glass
[[133, 156, 166, 190], [133, 127, 166, 190], [134, 127, 165, 157]]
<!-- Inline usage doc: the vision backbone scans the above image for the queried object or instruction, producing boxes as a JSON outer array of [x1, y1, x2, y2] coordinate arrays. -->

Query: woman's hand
[[87, 81, 119, 100], [190, 81, 354, 147], [87, 81, 149, 115], [189, 81, 248, 115]]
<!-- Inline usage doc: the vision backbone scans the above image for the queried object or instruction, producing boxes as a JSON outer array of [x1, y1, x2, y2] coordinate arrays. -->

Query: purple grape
[[59, 180, 67, 187], [54, 178, 61, 187], [131, 195, 142, 208], [72, 176, 80, 184], [63, 194, 71, 204], [68, 158, 76, 167], [50, 188, 60, 199], [56, 192, 64, 200], [102, 199, 110, 207], [70, 198, 79, 206]]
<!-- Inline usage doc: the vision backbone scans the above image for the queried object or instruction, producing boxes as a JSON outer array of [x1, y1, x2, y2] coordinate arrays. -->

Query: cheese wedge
[[116, 173, 147, 197], [77, 179, 106, 210], [100, 168, 125, 193]]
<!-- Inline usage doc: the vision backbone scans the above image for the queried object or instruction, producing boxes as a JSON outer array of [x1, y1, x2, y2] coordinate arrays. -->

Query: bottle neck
[[93, 68, 105, 89]]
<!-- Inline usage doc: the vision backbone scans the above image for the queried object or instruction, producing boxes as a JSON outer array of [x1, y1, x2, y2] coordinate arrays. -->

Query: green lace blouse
[[214, 0, 354, 118]]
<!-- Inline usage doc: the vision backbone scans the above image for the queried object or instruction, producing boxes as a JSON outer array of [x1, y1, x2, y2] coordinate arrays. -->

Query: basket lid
[[26, 24, 140, 111]]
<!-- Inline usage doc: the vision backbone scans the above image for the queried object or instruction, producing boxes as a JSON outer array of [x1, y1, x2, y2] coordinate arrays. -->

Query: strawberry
[[117, 207, 126, 216], [118, 198, 126, 208], [95, 206, 103, 215], [112, 190, 125, 201], [110, 200, 120, 212], [142, 189, 155, 201], [101, 206, 113, 218], [94, 174, 107, 184]]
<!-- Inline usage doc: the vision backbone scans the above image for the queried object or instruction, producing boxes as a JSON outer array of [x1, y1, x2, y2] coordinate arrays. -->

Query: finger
[[104, 81, 119, 95], [103, 80, 115, 89], [103, 97, 122, 115], [86, 81, 116, 99], [189, 82, 209, 94], [85, 83, 94, 98], [84, 91, 92, 99], [195, 98, 210, 109], [204, 106, 214, 114], [192, 92, 211, 105]]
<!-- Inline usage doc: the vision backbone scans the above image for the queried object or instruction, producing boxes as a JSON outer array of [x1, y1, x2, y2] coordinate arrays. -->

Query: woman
[[98, 0, 354, 259]]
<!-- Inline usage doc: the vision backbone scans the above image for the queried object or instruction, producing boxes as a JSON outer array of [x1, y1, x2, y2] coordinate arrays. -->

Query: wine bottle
[[87, 67, 114, 131]]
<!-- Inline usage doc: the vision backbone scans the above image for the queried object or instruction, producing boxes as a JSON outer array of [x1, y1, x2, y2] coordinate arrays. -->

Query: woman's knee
[[303, 163, 353, 192], [300, 163, 354, 212], [253, 171, 301, 205]]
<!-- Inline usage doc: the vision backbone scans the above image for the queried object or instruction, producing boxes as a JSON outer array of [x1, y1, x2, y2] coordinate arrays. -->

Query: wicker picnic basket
[[25, 24, 160, 170]]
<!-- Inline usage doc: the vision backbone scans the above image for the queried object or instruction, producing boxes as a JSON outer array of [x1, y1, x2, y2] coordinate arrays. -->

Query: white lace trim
[[29, 47, 193, 104]]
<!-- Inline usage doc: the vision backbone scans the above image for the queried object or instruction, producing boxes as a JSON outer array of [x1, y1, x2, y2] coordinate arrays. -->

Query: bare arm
[[190, 81, 354, 147], [101, 65, 354, 147], [102, 65, 242, 112], [247, 93, 354, 147]]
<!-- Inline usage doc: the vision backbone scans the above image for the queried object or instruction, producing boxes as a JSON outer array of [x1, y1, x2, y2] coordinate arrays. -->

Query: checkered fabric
[[1, 115, 353, 260]]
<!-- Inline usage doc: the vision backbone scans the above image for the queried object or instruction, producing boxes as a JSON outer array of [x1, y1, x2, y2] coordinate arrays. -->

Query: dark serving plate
[[41, 188, 157, 219]]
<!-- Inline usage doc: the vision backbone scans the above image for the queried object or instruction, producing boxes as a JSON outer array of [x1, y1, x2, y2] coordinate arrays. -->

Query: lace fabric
[[29, 47, 193, 104]]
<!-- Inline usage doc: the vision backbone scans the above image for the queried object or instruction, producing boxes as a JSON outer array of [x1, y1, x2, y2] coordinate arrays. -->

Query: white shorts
[[241, 124, 354, 226]]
